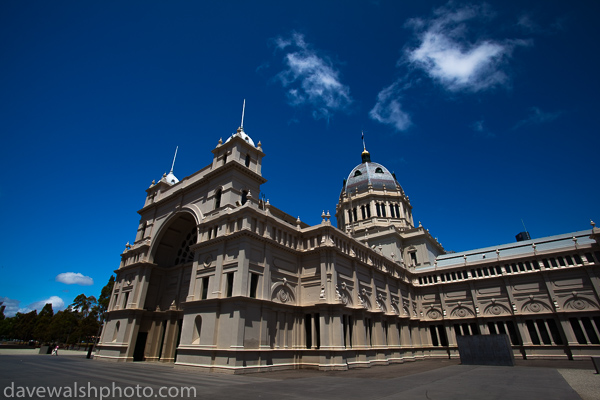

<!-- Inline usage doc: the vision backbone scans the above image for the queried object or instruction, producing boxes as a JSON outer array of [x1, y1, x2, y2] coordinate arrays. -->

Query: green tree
[[12, 310, 37, 342], [0, 317, 14, 340], [49, 309, 78, 344], [97, 275, 115, 320], [71, 294, 97, 318], [33, 303, 54, 344]]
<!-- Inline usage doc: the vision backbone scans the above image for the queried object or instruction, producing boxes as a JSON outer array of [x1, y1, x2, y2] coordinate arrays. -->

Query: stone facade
[[95, 124, 600, 372]]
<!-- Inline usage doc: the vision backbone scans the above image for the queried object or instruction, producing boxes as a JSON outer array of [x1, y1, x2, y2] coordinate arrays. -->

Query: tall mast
[[240, 99, 246, 130], [170, 146, 178, 173]]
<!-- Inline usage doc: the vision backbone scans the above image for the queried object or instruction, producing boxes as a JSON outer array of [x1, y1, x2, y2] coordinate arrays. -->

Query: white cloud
[[405, 4, 530, 92], [370, 3, 531, 132], [369, 81, 412, 131], [513, 107, 562, 130], [274, 33, 352, 120], [23, 296, 65, 314], [56, 272, 94, 286], [1, 296, 65, 317]]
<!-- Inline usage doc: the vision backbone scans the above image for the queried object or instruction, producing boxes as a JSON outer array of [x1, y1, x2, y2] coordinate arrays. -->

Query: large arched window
[[174, 227, 197, 265]]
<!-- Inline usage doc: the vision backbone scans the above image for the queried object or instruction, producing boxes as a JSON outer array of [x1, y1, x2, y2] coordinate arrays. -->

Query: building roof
[[420, 229, 595, 271], [225, 127, 255, 147], [343, 149, 400, 195]]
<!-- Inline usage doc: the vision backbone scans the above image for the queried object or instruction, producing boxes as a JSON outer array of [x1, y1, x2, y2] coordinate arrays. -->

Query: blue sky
[[1, 1, 598, 316]]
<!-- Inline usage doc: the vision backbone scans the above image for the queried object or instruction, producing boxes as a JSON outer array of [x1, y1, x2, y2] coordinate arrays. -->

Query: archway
[[134, 212, 197, 363]]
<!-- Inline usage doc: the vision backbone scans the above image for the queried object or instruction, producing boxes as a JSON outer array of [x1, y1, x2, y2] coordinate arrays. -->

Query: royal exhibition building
[[95, 120, 600, 373]]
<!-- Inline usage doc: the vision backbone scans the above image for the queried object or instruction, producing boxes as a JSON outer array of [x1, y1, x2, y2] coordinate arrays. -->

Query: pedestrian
[[52, 346, 59, 356]]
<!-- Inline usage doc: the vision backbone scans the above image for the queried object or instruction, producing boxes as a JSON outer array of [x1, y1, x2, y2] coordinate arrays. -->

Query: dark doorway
[[133, 332, 148, 361]]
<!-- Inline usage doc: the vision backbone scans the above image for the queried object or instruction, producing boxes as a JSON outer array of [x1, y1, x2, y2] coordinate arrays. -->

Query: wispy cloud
[[370, 3, 531, 132], [369, 81, 412, 131], [56, 272, 94, 286], [471, 118, 495, 138], [273, 32, 352, 120], [405, 4, 530, 92], [513, 107, 562, 130]]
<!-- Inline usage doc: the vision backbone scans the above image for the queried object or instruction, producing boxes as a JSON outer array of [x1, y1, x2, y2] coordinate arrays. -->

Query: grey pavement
[[0, 352, 597, 400]]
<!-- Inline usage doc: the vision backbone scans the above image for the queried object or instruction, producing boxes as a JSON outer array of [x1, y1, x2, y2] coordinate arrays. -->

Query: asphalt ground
[[0, 350, 598, 400]]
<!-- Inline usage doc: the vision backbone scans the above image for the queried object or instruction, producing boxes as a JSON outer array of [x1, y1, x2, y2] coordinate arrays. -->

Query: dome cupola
[[343, 148, 401, 196]]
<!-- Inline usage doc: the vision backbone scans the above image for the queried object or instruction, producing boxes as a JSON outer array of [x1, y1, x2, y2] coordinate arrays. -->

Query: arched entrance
[[131, 212, 197, 362]]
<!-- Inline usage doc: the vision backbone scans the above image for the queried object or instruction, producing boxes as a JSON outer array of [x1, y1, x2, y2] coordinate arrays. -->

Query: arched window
[[223, 153, 228, 165], [354, 170, 362, 177], [214, 189, 222, 209], [192, 316, 202, 344], [245, 154, 250, 167], [174, 227, 196, 265], [375, 167, 383, 173], [241, 190, 248, 205]]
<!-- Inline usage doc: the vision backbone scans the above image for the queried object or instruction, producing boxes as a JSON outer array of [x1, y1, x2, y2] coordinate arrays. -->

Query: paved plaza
[[0, 349, 599, 400]]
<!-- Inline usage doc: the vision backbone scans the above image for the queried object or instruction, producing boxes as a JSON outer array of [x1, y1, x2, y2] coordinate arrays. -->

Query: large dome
[[343, 150, 400, 195]]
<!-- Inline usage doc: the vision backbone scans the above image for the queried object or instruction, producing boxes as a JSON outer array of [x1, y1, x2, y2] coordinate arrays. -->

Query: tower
[[336, 146, 444, 268]]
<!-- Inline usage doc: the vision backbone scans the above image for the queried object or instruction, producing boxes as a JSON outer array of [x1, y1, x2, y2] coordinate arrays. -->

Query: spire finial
[[361, 131, 371, 163], [170, 146, 178, 174], [240, 99, 246, 131]]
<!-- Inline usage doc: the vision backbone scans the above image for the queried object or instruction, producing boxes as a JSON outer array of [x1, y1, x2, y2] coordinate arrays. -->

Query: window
[[353, 207, 358, 221], [249, 273, 259, 298], [410, 252, 418, 266], [354, 170, 362, 177], [361, 205, 366, 220], [112, 321, 120, 342], [365, 318, 373, 346], [343, 315, 352, 348], [395, 204, 400, 217], [245, 154, 250, 167], [192, 316, 202, 344], [430, 324, 448, 346], [241, 190, 248, 205], [375, 167, 383, 173], [305, 315, 312, 348], [201, 277, 209, 300], [348, 210, 352, 223], [226, 273, 234, 297], [376, 203, 381, 217], [381, 203, 386, 217], [122, 292, 129, 309], [214, 189, 222, 209], [223, 153, 227, 165]]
